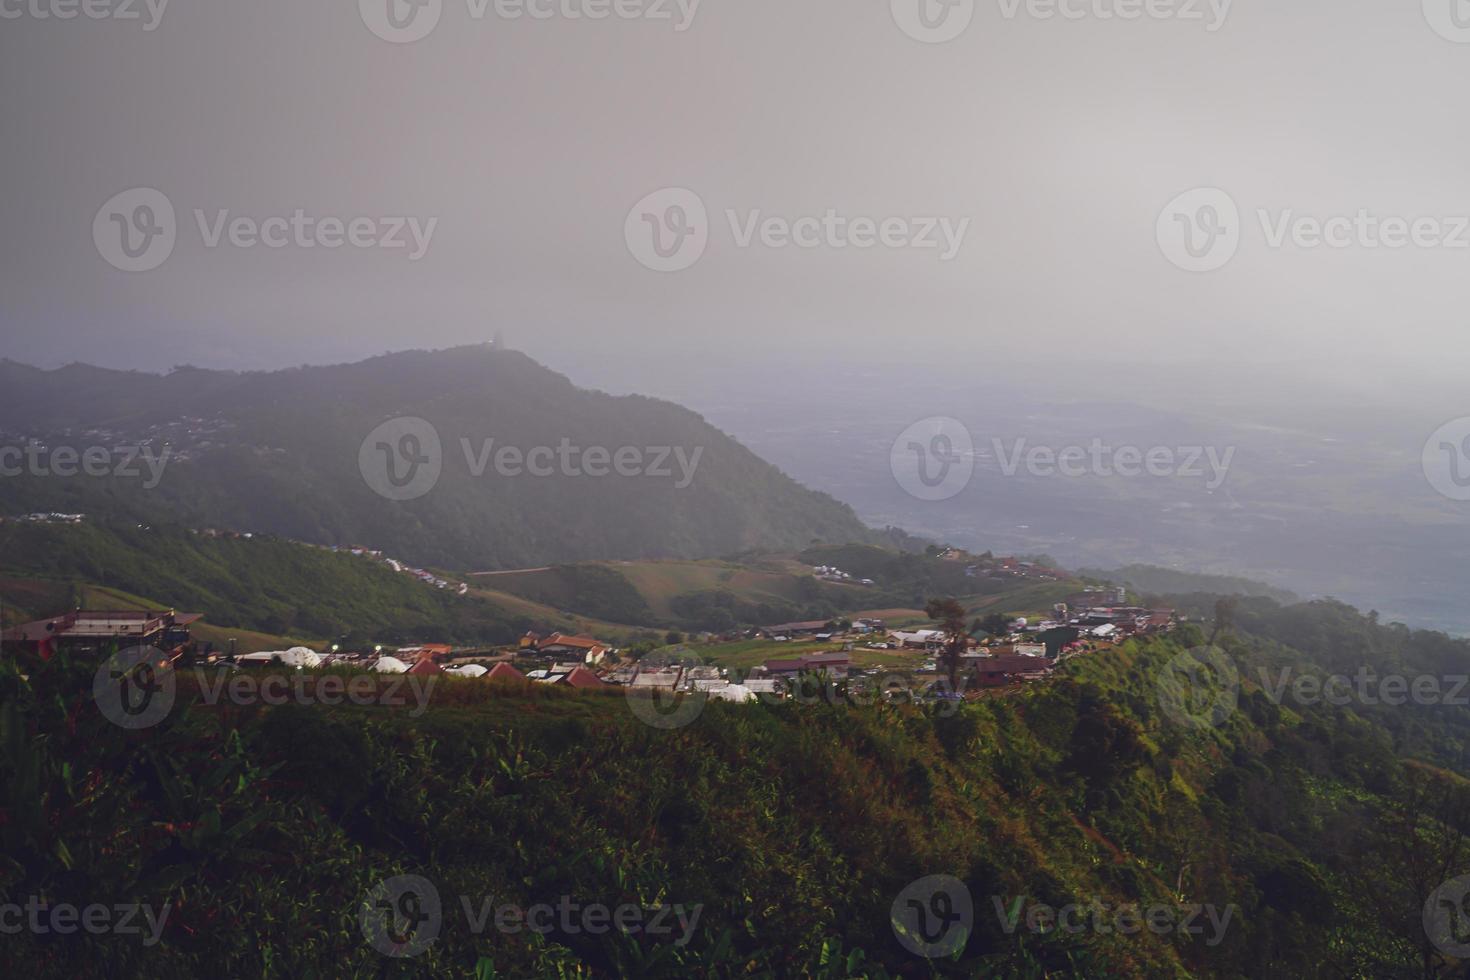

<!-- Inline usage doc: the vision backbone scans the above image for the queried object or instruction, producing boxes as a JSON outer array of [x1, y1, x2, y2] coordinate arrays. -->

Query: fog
[[2, 0, 1469, 395]]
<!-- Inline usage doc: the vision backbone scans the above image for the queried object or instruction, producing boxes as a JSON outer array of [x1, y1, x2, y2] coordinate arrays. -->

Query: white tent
[[709, 684, 756, 703], [445, 664, 488, 678], [235, 646, 322, 669], [373, 656, 410, 674]]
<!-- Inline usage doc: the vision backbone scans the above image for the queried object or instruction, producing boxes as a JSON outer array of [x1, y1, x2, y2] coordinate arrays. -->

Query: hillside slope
[[7, 601, 1470, 976], [0, 521, 529, 646], [0, 347, 877, 570]]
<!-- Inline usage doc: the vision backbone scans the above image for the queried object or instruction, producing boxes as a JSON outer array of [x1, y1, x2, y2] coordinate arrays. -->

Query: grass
[[463, 584, 650, 641]]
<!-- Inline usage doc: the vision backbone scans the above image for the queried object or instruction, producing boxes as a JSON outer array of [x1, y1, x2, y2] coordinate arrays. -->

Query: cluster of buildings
[[323, 544, 469, 595], [1052, 593, 1176, 643], [4, 567, 1180, 707], [1, 512, 86, 525], [981, 557, 1064, 581], [811, 564, 876, 586], [937, 549, 1065, 582], [2, 609, 201, 661], [519, 631, 615, 664]]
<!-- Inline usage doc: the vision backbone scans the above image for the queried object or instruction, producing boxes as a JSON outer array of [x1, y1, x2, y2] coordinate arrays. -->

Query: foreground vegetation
[[3, 594, 1470, 977]]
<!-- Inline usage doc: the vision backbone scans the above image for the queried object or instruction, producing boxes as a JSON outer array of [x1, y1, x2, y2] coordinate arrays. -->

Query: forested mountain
[[0, 347, 878, 569]]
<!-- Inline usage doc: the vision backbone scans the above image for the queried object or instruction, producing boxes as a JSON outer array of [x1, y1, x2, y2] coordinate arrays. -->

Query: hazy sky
[[3, 0, 1469, 386]]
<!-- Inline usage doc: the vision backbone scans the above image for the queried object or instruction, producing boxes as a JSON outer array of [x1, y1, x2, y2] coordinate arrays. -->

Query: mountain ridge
[[0, 345, 884, 570]]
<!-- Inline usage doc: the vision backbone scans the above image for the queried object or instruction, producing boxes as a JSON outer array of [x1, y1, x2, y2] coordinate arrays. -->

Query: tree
[[980, 612, 1012, 638], [1208, 597, 1237, 647], [925, 597, 969, 691]]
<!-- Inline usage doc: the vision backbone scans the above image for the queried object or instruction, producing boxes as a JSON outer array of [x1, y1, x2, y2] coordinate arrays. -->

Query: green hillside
[[7, 596, 1470, 976], [0, 347, 880, 570], [481, 549, 1079, 634], [0, 521, 528, 647]]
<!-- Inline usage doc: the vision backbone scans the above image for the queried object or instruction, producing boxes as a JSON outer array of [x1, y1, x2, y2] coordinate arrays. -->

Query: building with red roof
[[487, 662, 528, 683], [2, 609, 201, 661], [406, 657, 443, 677], [562, 666, 609, 689]]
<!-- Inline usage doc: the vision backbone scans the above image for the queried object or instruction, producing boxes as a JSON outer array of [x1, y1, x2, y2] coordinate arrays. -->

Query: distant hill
[[0, 346, 878, 569], [1076, 564, 1299, 604]]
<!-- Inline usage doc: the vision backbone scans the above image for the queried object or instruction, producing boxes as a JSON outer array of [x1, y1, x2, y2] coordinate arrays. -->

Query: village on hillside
[[1, 565, 1178, 707]]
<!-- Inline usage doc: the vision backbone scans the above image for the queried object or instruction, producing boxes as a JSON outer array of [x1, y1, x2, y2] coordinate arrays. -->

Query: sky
[[3, 0, 1470, 390]]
